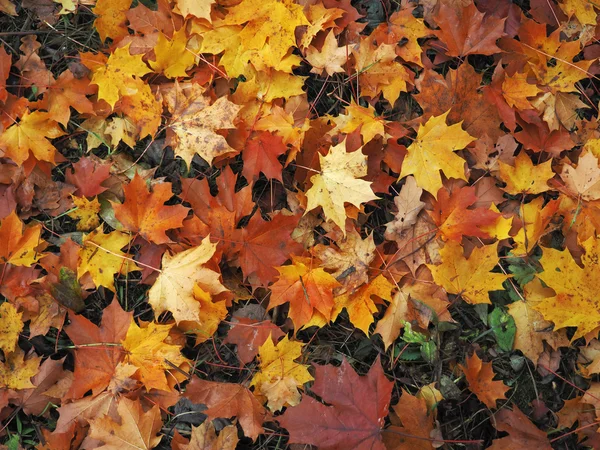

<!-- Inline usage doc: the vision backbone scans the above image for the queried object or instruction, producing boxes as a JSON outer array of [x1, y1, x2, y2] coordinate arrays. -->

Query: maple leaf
[[175, 0, 214, 21], [428, 241, 508, 305], [333, 274, 395, 335], [560, 151, 600, 201], [89, 397, 162, 449], [0, 210, 46, 267], [122, 319, 189, 391], [65, 301, 132, 399], [149, 28, 195, 78], [78, 226, 139, 292], [224, 317, 284, 364], [0, 302, 22, 353], [399, 111, 475, 197], [93, 0, 132, 41], [220, 0, 309, 72], [148, 236, 228, 324], [112, 173, 189, 244], [89, 44, 151, 108], [371, 7, 431, 66], [41, 69, 96, 126], [0, 349, 40, 389], [385, 176, 425, 241], [68, 195, 101, 231], [489, 407, 552, 449], [498, 152, 554, 195], [305, 141, 377, 234], [352, 34, 412, 104], [19, 357, 67, 415], [502, 72, 542, 110], [178, 284, 229, 345], [242, 131, 287, 183], [175, 422, 239, 450], [15, 35, 54, 94], [461, 352, 509, 408], [331, 102, 386, 144], [416, 64, 503, 140], [0, 110, 65, 165], [269, 256, 340, 329], [384, 390, 436, 450], [430, 185, 500, 241], [306, 30, 347, 76], [508, 299, 568, 366], [164, 83, 241, 166], [511, 197, 559, 256], [534, 236, 600, 340], [434, 3, 506, 57], [314, 229, 376, 292], [251, 335, 313, 411], [279, 358, 393, 450], [185, 378, 270, 440]]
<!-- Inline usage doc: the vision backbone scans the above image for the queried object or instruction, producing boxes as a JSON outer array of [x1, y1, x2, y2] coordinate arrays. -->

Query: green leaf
[[488, 307, 516, 352]]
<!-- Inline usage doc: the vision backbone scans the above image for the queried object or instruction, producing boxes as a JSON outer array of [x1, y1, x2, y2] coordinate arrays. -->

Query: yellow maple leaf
[[332, 275, 395, 335], [0, 302, 23, 353], [89, 397, 162, 449], [559, 0, 598, 25], [0, 110, 65, 165], [353, 35, 412, 104], [511, 197, 559, 256], [148, 236, 228, 324], [90, 44, 151, 108], [498, 152, 554, 195], [93, 0, 132, 42], [251, 336, 313, 412], [150, 28, 196, 78], [77, 227, 139, 292], [164, 83, 240, 166], [306, 30, 347, 76], [501, 72, 542, 110], [560, 151, 600, 201], [175, 0, 215, 21], [0, 211, 46, 267], [185, 422, 239, 450], [0, 349, 40, 390], [178, 285, 229, 345], [428, 241, 507, 305], [535, 236, 600, 341], [223, 0, 309, 70], [508, 298, 569, 365], [122, 320, 189, 391], [399, 111, 475, 197], [332, 102, 387, 144], [305, 141, 378, 234], [68, 196, 101, 231]]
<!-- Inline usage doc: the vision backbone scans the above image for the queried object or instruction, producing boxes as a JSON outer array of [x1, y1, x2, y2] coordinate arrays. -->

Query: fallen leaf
[[279, 358, 393, 450], [89, 397, 162, 449], [251, 335, 313, 411], [185, 378, 269, 440], [399, 111, 475, 197], [112, 173, 189, 244], [428, 241, 507, 305], [305, 141, 377, 234], [460, 352, 509, 408]]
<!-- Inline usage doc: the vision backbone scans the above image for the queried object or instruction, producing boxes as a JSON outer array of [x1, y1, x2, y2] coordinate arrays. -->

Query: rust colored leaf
[[279, 358, 393, 450]]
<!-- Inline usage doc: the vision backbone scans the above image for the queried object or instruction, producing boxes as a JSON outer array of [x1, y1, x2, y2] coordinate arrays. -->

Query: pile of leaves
[[2, 0, 600, 447]]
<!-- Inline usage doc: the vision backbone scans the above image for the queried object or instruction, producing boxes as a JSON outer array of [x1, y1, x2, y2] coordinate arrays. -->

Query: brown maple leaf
[[184, 378, 270, 440], [279, 358, 393, 450]]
